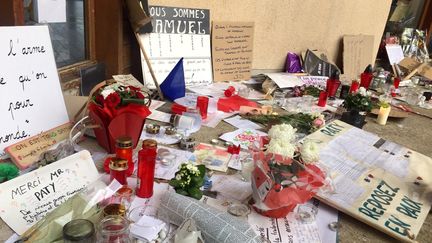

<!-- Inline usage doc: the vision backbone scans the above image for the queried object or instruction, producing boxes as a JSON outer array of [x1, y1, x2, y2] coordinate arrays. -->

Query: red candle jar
[[136, 139, 157, 198], [326, 71, 341, 99], [360, 72, 373, 89], [115, 136, 134, 176], [393, 77, 400, 89], [349, 80, 360, 93], [109, 158, 128, 185], [196, 96, 209, 119], [317, 91, 327, 107]]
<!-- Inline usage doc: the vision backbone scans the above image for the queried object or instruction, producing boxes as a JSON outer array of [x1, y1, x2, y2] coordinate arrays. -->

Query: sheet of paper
[[33, 0, 66, 23], [210, 174, 252, 201], [202, 111, 237, 128], [219, 128, 267, 149], [224, 115, 262, 130], [191, 143, 231, 172], [0, 150, 99, 234], [212, 22, 254, 82], [299, 76, 328, 88], [319, 175, 365, 209], [146, 110, 172, 123], [0, 26, 70, 157], [149, 100, 166, 110], [265, 73, 303, 88], [140, 6, 212, 88], [385, 44, 405, 65], [154, 146, 193, 180]]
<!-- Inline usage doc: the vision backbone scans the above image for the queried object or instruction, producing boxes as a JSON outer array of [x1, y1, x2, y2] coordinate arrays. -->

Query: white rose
[[358, 87, 367, 96], [268, 124, 297, 142], [266, 139, 296, 158], [175, 174, 182, 180], [300, 140, 320, 164]]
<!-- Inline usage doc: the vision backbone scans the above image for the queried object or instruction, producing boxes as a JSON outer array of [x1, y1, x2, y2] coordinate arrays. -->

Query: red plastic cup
[[393, 77, 400, 89], [224, 86, 236, 97], [317, 91, 327, 107], [196, 96, 209, 119]]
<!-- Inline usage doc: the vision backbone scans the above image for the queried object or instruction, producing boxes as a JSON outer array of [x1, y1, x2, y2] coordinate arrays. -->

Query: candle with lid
[[109, 158, 128, 185], [136, 139, 157, 198], [115, 136, 134, 176]]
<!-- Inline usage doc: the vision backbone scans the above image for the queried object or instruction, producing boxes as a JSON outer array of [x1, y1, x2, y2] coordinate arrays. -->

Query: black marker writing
[[0, 125, 29, 145], [8, 39, 16, 56], [8, 98, 34, 120], [19, 74, 31, 91], [0, 77, 5, 85]]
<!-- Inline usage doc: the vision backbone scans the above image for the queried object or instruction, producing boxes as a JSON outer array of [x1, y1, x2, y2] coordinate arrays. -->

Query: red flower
[[105, 92, 121, 108], [95, 94, 104, 106], [136, 92, 145, 99], [128, 85, 140, 92]]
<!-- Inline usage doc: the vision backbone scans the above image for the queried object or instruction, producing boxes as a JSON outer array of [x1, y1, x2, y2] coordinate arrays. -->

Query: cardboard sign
[[306, 121, 432, 242], [5, 123, 72, 170], [0, 26, 69, 158], [343, 35, 374, 81], [211, 21, 254, 82], [140, 5, 212, 88], [0, 150, 99, 235]]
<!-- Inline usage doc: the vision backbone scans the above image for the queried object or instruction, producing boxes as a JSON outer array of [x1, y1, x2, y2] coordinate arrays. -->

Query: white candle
[[377, 106, 391, 125]]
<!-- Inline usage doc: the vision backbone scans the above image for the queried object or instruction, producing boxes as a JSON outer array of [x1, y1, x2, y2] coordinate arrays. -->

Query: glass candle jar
[[115, 136, 134, 176], [137, 139, 157, 198], [103, 203, 127, 218], [98, 215, 131, 243], [110, 186, 134, 210], [110, 158, 128, 185], [63, 219, 95, 243]]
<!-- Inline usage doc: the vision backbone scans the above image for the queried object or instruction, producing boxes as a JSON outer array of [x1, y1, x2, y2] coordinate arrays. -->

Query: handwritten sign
[[0, 26, 69, 158], [140, 6, 212, 88], [307, 121, 432, 242], [0, 150, 99, 235], [5, 123, 72, 170], [212, 22, 254, 82]]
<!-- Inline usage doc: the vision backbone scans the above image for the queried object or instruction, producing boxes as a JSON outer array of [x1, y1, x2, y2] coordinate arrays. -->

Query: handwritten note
[[0, 26, 69, 158], [212, 22, 254, 82], [140, 6, 212, 88], [0, 150, 99, 235], [5, 123, 72, 170]]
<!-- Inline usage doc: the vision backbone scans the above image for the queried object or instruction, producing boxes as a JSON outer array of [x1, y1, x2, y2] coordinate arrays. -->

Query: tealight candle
[[377, 105, 391, 125]]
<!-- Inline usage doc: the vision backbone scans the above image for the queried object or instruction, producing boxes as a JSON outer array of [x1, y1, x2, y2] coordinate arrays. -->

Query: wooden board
[[148, 0, 392, 72]]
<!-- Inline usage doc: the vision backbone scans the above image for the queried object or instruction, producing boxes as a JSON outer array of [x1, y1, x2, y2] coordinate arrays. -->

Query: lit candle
[[377, 105, 391, 125]]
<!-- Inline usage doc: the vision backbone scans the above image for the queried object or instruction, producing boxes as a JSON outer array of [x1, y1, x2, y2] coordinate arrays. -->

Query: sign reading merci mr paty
[[306, 121, 432, 242], [0, 150, 99, 235]]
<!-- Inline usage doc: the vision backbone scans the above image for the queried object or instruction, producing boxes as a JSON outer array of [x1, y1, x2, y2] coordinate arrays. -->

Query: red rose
[[95, 94, 104, 106], [136, 92, 144, 99], [105, 92, 121, 108]]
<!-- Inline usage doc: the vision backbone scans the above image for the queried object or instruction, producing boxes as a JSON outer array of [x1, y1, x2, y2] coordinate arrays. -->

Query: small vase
[[340, 110, 366, 128]]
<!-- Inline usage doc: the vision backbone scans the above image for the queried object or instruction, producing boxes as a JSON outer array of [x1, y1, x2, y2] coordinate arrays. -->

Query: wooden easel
[[124, 0, 164, 100]]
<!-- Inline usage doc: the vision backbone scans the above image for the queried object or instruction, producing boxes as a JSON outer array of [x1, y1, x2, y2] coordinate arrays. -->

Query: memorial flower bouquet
[[88, 83, 151, 153], [341, 87, 372, 128], [250, 124, 326, 218], [169, 163, 206, 200]]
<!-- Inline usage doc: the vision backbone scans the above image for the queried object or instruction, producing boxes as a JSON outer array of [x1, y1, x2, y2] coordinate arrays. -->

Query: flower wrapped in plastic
[[249, 123, 326, 218], [87, 82, 152, 153], [250, 152, 326, 218]]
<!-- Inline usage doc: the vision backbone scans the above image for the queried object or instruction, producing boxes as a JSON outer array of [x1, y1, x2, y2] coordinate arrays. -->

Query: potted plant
[[341, 87, 372, 128]]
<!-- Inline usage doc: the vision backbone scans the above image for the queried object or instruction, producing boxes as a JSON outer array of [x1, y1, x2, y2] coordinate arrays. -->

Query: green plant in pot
[[169, 163, 206, 200], [341, 87, 372, 128]]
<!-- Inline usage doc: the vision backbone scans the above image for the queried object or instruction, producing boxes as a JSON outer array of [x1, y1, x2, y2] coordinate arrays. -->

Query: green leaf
[[197, 165, 206, 177], [176, 188, 188, 196], [169, 179, 181, 188], [191, 176, 204, 187], [188, 187, 203, 200]]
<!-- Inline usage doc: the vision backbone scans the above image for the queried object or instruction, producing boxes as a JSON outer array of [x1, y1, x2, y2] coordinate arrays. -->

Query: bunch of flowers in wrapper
[[292, 85, 323, 98], [342, 87, 373, 113], [250, 124, 326, 218], [169, 163, 206, 200], [88, 83, 151, 153]]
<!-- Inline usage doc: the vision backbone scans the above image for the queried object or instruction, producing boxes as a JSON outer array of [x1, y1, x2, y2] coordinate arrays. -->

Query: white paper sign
[[0, 150, 99, 235], [140, 6, 212, 88], [33, 0, 67, 23], [385, 44, 405, 65], [0, 26, 69, 157]]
